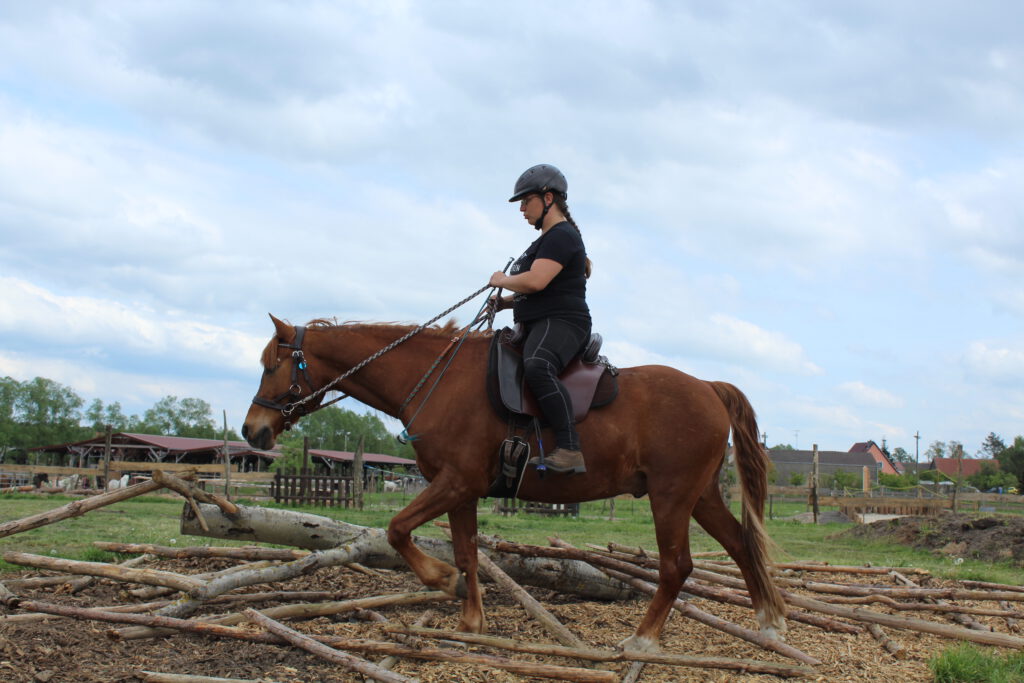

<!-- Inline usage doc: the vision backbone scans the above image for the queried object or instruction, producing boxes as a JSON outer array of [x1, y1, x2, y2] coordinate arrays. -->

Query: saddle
[[486, 325, 618, 423]]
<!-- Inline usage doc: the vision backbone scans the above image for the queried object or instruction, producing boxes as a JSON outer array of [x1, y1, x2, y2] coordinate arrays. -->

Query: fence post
[[102, 424, 112, 488], [811, 444, 819, 524], [353, 436, 364, 510], [222, 410, 232, 500]]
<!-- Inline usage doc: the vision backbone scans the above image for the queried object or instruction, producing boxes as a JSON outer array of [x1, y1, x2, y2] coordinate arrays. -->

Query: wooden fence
[[270, 471, 354, 507], [494, 499, 580, 517]]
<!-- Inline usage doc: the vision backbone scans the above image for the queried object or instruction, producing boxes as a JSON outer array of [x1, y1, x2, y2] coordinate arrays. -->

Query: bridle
[[250, 325, 345, 427]]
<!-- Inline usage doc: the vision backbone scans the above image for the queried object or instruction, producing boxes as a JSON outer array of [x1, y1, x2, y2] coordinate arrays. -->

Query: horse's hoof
[[457, 617, 487, 634], [617, 634, 660, 653]]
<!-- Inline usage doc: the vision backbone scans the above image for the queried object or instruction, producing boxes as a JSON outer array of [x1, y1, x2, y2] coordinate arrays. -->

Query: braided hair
[[554, 195, 593, 279]]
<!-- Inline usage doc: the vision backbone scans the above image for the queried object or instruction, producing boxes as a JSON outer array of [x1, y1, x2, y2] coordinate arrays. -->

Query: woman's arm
[[488, 258, 563, 294]]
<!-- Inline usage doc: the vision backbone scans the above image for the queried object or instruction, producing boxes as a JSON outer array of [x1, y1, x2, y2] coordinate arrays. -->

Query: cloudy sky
[[2, 2, 1022, 458]]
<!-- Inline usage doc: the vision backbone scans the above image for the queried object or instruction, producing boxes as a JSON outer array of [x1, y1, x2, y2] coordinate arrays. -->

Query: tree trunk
[[179, 502, 639, 603]]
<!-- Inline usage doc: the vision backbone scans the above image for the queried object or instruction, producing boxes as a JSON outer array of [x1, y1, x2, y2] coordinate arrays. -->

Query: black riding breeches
[[521, 317, 592, 451]]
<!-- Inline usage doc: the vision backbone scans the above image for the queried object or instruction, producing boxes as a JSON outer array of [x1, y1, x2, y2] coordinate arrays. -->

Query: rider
[[489, 164, 593, 475]]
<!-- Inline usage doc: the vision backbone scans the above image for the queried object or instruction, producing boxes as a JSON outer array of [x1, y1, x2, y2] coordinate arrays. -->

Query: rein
[[253, 282, 495, 428]]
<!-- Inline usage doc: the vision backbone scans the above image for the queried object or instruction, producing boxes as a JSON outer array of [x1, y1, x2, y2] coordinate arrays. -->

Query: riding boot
[[529, 448, 586, 474]]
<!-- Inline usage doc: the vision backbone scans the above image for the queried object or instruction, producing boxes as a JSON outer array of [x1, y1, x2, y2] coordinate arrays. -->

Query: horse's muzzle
[[242, 423, 274, 451]]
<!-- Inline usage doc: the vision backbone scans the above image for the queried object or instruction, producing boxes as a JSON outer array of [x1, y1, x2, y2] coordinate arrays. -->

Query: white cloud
[[838, 381, 904, 409], [0, 277, 265, 374], [963, 341, 1024, 384]]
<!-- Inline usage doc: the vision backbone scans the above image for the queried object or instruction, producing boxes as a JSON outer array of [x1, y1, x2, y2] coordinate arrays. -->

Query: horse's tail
[[708, 380, 786, 627]]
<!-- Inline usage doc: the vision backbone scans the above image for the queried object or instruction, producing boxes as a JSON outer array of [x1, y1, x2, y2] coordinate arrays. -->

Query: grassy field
[[1, 491, 1021, 585]]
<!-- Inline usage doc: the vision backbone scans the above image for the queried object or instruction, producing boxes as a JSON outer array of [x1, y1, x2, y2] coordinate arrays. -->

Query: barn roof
[[930, 457, 998, 478], [768, 449, 878, 467], [29, 432, 414, 467]]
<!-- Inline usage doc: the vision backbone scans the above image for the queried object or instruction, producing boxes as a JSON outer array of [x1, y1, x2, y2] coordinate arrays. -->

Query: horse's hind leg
[[621, 489, 697, 652], [692, 478, 786, 639], [447, 499, 486, 633]]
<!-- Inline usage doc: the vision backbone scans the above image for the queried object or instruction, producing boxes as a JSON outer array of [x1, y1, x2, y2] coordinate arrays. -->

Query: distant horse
[[243, 315, 785, 651], [106, 473, 129, 490]]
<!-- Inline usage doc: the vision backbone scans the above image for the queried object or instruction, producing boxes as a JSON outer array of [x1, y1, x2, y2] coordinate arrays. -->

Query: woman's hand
[[488, 295, 509, 312]]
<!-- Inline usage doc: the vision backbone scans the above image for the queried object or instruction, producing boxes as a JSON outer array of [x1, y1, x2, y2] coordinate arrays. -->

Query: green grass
[[930, 643, 1024, 682], [1, 492, 1021, 585]]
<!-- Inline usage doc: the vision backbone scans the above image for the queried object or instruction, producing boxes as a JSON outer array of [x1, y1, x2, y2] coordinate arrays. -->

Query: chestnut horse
[[242, 315, 786, 651]]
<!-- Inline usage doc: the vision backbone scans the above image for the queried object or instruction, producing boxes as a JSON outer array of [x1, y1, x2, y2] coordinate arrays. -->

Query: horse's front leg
[[447, 499, 486, 633], [386, 475, 472, 598]]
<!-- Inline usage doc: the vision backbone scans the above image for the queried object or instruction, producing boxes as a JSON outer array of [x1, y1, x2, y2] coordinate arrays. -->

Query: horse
[[242, 314, 786, 651]]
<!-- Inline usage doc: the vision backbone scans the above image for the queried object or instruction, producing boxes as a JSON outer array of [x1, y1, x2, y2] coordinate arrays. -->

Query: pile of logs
[[2, 471, 1024, 682]]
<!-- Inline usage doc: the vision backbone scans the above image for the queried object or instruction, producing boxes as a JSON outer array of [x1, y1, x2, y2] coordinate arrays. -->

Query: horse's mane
[[261, 317, 491, 368]]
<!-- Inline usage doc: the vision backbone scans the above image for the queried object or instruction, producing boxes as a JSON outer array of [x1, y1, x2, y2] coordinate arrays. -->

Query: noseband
[[251, 326, 322, 425]]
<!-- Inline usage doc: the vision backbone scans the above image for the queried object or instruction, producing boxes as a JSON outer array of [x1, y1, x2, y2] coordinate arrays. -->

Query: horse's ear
[[269, 314, 292, 341]]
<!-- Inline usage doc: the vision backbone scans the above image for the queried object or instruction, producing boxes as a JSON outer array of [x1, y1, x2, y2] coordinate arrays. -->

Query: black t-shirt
[[510, 221, 590, 323]]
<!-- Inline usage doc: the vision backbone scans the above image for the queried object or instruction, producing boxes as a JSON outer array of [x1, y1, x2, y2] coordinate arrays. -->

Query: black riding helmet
[[508, 164, 567, 203]]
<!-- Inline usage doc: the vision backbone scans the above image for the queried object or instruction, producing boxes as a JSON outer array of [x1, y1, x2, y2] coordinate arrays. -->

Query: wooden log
[[475, 546, 586, 649], [816, 593, 1024, 618], [1001, 601, 1021, 633], [152, 470, 238, 517], [394, 627, 818, 678], [778, 589, 1024, 649], [116, 591, 453, 640], [138, 673, 272, 683], [0, 475, 166, 539], [358, 609, 437, 671], [620, 661, 645, 683], [962, 580, 1024, 594], [1, 552, 203, 592], [439, 526, 586, 650], [245, 609, 417, 683], [181, 503, 639, 602], [0, 485, 35, 493], [127, 560, 279, 600], [892, 569, 992, 632], [602, 566, 821, 667], [94, 542, 310, 561], [1, 599, 173, 624], [545, 539, 821, 667], [691, 564, 1024, 648], [497, 539, 854, 642], [867, 623, 905, 659], [0, 581, 16, 606], [2, 574, 94, 592]]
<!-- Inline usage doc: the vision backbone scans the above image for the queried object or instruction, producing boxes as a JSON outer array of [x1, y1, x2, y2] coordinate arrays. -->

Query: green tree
[[769, 443, 795, 451], [85, 399, 135, 432], [967, 461, 1017, 492], [825, 470, 859, 490], [788, 471, 805, 486], [995, 436, 1024, 491], [0, 377, 91, 461], [924, 440, 947, 461], [879, 471, 919, 488], [979, 432, 1007, 460], [890, 447, 913, 464], [140, 396, 219, 438], [282, 406, 415, 459]]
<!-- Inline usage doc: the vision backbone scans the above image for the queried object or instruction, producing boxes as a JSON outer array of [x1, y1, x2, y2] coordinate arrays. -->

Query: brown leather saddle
[[486, 325, 618, 424]]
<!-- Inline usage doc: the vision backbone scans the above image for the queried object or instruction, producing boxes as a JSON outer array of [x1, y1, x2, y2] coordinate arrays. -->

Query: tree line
[[0, 375, 415, 463]]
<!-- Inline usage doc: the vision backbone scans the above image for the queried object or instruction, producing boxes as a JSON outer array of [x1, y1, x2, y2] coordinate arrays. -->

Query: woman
[[488, 164, 592, 474]]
